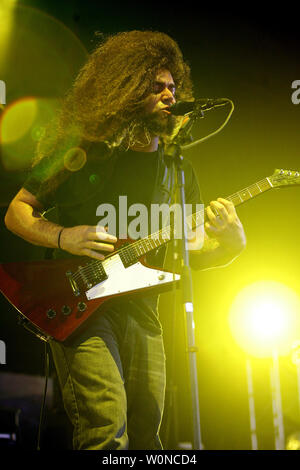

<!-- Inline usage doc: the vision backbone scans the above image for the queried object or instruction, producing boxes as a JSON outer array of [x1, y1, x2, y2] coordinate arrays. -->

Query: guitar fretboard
[[126, 176, 273, 257], [226, 177, 273, 207]]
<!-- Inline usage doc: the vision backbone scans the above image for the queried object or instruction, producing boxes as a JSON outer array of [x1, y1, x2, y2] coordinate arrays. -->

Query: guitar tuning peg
[[288, 171, 291, 176], [280, 169, 284, 175]]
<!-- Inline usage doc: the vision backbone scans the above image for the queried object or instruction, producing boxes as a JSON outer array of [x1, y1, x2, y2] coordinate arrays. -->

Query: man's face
[[142, 68, 177, 137]]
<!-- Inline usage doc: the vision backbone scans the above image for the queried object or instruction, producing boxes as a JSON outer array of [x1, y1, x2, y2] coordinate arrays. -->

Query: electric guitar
[[0, 169, 299, 342]]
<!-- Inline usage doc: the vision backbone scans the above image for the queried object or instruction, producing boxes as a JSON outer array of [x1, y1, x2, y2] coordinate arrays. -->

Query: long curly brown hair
[[35, 30, 193, 163]]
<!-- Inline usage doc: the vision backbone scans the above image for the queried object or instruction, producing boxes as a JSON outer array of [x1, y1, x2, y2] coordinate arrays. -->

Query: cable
[[37, 341, 50, 450], [181, 99, 235, 150]]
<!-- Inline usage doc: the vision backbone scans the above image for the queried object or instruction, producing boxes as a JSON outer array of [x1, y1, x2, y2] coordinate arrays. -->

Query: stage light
[[229, 281, 300, 357], [286, 432, 300, 450]]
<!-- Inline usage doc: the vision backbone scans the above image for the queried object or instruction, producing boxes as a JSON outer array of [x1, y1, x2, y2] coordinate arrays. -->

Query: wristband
[[57, 228, 64, 250]]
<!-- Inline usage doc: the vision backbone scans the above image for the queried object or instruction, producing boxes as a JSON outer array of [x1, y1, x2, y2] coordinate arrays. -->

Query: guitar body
[[0, 249, 180, 342]]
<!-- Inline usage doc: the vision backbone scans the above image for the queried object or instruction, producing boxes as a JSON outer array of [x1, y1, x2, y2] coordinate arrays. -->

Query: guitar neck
[[225, 176, 273, 207], [192, 175, 274, 225], [124, 176, 274, 258]]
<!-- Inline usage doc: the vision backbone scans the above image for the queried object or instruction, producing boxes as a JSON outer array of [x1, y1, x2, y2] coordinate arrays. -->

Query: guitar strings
[[71, 176, 277, 284], [71, 174, 296, 286], [71, 225, 175, 284], [71, 222, 181, 285], [71, 176, 273, 284]]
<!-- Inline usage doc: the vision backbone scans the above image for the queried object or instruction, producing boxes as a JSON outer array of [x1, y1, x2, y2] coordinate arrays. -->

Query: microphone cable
[[181, 99, 235, 150]]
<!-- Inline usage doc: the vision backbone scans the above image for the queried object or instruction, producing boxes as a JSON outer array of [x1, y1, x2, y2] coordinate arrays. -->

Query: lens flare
[[0, 97, 38, 144], [0, 97, 58, 171], [64, 147, 87, 172]]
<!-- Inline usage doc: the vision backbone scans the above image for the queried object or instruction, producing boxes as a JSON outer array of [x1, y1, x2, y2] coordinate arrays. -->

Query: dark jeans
[[49, 305, 166, 450]]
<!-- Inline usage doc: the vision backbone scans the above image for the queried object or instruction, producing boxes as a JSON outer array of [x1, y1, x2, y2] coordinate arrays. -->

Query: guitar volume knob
[[61, 305, 72, 316], [77, 302, 87, 312], [46, 309, 56, 319]]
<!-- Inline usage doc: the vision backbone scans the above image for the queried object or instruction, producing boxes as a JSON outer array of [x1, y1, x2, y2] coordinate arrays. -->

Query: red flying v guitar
[[0, 169, 299, 342]]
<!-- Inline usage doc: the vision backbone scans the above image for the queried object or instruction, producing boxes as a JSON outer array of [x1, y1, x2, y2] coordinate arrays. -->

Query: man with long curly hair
[[5, 30, 246, 450]]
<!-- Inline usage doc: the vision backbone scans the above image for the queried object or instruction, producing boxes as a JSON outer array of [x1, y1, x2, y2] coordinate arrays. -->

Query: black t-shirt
[[23, 144, 202, 333]]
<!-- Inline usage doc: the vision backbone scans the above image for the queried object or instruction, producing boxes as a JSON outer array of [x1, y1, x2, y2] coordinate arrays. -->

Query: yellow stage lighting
[[229, 281, 300, 357]]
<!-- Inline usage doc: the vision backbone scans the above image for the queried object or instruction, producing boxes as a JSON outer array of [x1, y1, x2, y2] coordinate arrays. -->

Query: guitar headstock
[[270, 169, 300, 188]]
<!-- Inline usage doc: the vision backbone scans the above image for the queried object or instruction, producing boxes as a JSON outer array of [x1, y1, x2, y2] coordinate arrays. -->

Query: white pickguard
[[86, 254, 180, 300]]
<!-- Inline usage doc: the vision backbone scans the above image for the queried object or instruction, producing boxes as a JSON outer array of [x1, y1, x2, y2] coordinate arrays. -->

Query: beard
[[141, 110, 177, 138]]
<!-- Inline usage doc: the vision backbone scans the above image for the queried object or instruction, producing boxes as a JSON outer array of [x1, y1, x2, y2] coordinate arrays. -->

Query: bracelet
[[57, 228, 64, 250]]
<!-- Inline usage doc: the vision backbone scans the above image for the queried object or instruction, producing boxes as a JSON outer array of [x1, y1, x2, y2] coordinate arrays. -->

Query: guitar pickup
[[66, 261, 108, 296]]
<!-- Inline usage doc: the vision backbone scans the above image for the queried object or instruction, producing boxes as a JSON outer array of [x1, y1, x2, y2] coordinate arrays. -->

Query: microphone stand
[[164, 106, 205, 450]]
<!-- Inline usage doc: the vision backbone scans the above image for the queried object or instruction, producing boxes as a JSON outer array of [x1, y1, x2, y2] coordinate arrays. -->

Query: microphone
[[169, 98, 230, 116]]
